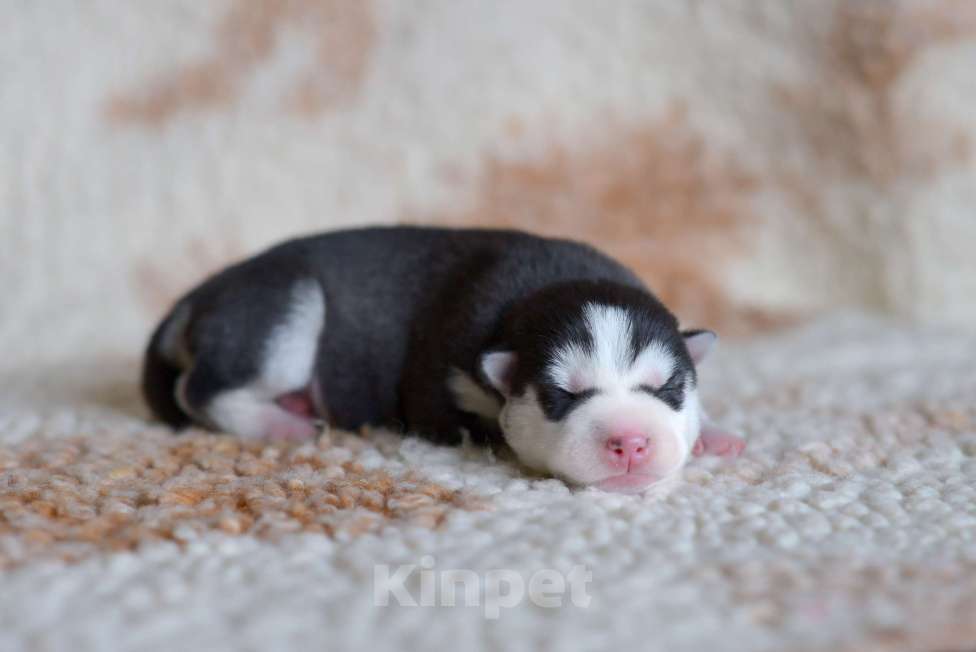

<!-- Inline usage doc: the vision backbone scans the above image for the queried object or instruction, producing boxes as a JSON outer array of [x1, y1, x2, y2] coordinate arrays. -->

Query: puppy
[[143, 227, 744, 492]]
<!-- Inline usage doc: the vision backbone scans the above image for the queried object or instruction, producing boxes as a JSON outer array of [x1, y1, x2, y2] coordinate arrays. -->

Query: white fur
[[448, 368, 502, 420], [258, 280, 325, 394], [205, 384, 319, 441], [501, 385, 699, 487], [631, 340, 677, 390], [500, 302, 697, 488], [207, 386, 277, 439], [548, 304, 676, 392], [203, 280, 325, 439]]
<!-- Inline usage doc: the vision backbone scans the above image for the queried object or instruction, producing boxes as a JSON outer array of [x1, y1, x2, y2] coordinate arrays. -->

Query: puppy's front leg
[[692, 422, 746, 457]]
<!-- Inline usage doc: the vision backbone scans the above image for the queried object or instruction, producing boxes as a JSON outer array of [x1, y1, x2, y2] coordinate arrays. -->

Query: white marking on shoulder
[[259, 280, 325, 393], [548, 303, 676, 392], [448, 368, 502, 420]]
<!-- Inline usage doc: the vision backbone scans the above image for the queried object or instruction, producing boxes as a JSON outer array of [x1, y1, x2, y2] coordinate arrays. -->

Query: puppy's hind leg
[[143, 302, 195, 428], [200, 386, 322, 442], [179, 280, 327, 442]]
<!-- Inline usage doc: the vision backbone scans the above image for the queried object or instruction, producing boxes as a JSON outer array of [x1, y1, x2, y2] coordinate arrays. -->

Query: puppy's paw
[[264, 411, 319, 443], [693, 423, 746, 458]]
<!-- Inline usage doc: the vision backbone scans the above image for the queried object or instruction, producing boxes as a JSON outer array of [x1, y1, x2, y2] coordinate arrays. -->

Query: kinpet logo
[[374, 556, 593, 619]]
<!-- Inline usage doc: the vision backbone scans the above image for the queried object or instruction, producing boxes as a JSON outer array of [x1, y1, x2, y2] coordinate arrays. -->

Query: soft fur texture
[[4, 1, 976, 649], [142, 227, 703, 490]]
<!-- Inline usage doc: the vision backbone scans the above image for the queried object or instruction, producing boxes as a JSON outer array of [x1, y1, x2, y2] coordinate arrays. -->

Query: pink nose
[[605, 434, 651, 471]]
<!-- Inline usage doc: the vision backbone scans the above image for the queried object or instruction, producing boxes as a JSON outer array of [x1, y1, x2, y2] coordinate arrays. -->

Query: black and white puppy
[[143, 227, 744, 492]]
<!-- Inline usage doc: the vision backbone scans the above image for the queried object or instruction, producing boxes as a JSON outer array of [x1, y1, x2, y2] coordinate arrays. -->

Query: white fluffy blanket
[[2, 314, 974, 652]]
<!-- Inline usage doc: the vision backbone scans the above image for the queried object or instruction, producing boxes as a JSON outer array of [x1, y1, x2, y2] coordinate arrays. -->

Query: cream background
[[4, 0, 975, 372]]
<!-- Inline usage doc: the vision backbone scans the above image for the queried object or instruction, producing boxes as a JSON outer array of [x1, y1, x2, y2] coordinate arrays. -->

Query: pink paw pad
[[264, 412, 319, 443], [276, 391, 317, 419]]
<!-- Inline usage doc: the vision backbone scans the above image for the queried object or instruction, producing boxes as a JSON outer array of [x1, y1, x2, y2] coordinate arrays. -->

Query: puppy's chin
[[594, 473, 660, 493], [587, 471, 682, 496]]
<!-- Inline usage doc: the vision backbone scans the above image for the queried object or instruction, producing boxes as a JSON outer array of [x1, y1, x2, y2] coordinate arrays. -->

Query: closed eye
[[559, 387, 597, 402], [538, 385, 598, 421], [635, 372, 685, 410], [636, 374, 675, 395]]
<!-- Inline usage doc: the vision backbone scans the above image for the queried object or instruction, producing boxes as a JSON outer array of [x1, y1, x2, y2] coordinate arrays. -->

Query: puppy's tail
[[141, 303, 192, 429]]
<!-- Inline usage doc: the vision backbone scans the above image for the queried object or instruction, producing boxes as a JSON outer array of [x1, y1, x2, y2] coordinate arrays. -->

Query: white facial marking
[[632, 341, 677, 389], [448, 368, 502, 420], [549, 304, 676, 392], [498, 302, 699, 490], [501, 384, 699, 487]]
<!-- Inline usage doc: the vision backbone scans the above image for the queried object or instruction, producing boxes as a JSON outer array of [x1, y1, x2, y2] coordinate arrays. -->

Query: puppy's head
[[480, 282, 713, 493]]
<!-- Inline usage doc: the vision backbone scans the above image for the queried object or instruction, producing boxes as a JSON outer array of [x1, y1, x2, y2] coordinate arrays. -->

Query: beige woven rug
[[2, 314, 975, 652]]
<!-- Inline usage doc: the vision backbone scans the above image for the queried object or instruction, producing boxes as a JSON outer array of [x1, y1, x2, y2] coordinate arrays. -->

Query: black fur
[[142, 316, 192, 429], [142, 226, 694, 446], [486, 280, 694, 422]]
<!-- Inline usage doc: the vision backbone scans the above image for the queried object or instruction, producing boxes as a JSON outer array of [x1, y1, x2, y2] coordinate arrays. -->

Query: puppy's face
[[481, 295, 713, 493]]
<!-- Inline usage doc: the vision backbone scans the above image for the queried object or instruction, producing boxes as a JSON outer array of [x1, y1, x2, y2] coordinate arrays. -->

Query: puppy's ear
[[682, 330, 717, 365], [480, 350, 518, 396]]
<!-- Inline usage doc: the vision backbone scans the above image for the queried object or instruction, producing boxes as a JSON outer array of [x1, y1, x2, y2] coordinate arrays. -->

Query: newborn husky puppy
[[143, 227, 744, 492]]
